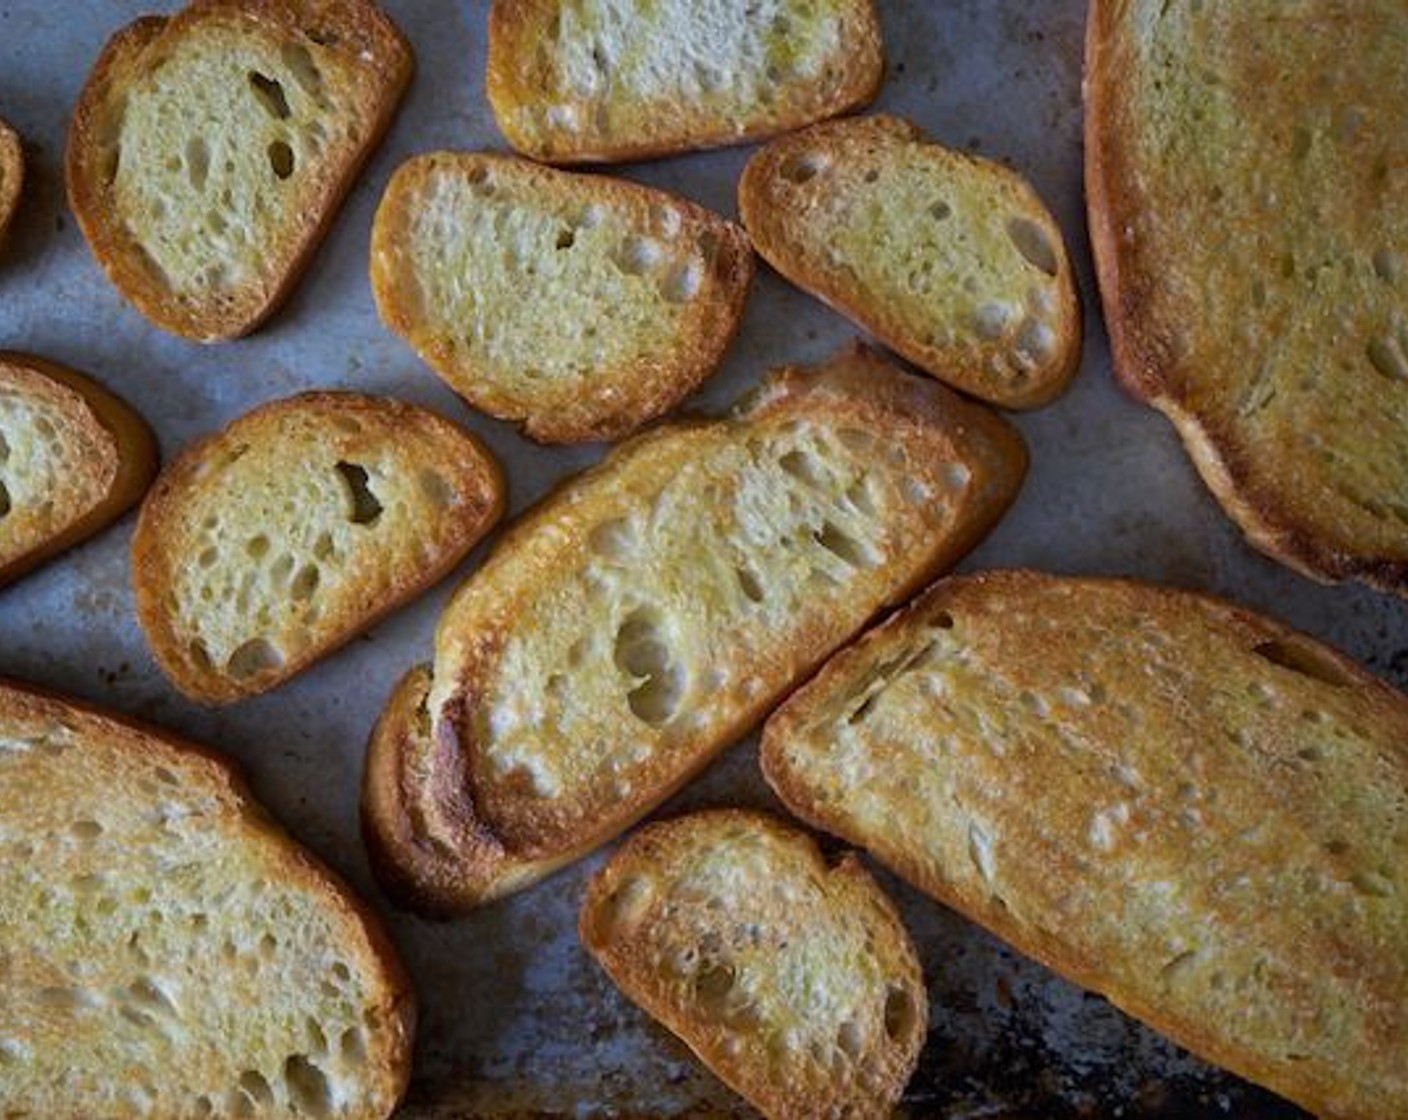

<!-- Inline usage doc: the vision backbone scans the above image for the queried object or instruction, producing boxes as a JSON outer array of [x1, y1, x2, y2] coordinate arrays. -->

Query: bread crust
[[1085, 0, 1408, 593], [0, 674, 415, 1118], [362, 344, 1027, 915], [132, 391, 505, 705], [0, 116, 23, 248], [741, 114, 1082, 409], [486, 0, 884, 164], [580, 810, 928, 1120], [66, 0, 413, 342], [763, 569, 1408, 1120], [370, 152, 755, 444], [0, 351, 159, 589]]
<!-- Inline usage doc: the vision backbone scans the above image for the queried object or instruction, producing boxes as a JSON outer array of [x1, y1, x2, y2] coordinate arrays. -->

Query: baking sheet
[[0, 2, 1398, 1116]]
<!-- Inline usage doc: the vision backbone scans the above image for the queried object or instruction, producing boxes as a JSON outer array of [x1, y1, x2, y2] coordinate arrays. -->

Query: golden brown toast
[[763, 570, 1408, 1120], [362, 345, 1026, 914], [1087, 0, 1408, 593], [0, 115, 22, 249], [0, 676, 414, 1118], [581, 810, 927, 1120], [0, 352, 158, 589], [67, 0, 412, 341]]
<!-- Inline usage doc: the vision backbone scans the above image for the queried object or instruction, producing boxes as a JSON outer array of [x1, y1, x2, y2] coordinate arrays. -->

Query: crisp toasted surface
[[486, 0, 883, 163], [370, 152, 754, 444], [133, 392, 504, 705], [363, 344, 1026, 914], [762, 570, 1408, 1120], [0, 677, 414, 1119], [0, 352, 158, 589], [581, 811, 926, 1120], [0, 116, 22, 247], [67, 0, 412, 342], [741, 114, 1081, 409], [1087, 1, 1408, 592]]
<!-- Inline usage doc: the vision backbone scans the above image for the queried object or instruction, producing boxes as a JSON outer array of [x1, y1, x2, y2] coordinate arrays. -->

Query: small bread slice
[[371, 153, 754, 444], [133, 392, 504, 705], [486, 0, 884, 164], [740, 115, 1081, 409], [0, 115, 22, 248], [67, 0, 413, 342], [0, 352, 158, 589], [362, 344, 1026, 914], [581, 810, 927, 1120], [1087, 1, 1408, 594], [0, 676, 414, 1118], [762, 570, 1408, 1120]]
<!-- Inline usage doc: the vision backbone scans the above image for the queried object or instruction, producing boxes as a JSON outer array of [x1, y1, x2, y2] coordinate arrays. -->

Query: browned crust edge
[[0, 116, 23, 249], [0, 673, 417, 1115], [0, 351, 160, 590], [65, 0, 414, 342], [1082, 2, 1408, 595], [130, 391, 506, 706]]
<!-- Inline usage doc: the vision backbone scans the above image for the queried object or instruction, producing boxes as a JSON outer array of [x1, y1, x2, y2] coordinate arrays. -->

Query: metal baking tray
[[1, 2, 1398, 1115]]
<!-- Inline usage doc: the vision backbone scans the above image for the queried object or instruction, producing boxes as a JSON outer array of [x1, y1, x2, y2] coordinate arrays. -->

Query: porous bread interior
[[0, 709, 402, 1118], [398, 160, 723, 392], [584, 812, 924, 1117]]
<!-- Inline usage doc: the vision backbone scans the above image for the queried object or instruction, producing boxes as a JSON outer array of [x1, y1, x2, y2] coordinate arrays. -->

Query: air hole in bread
[[1252, 639, 1357, 688], [291, 564, 320, 601], [70, 819, 103, 840], [973, 302, 1012, 341], [864, 168, 880, 184], [340, 1025, 367, 1066], [930, 200, 953, 221], [227, 637, 284, 680], [1351, 870, 1394, 897], [614, 237, 662, 276], [185, 137, 210, 191], [335, 462, 383, 525], [693, 962, 735, 1009], [736, 566, 765, 604], [1006, 217, 1060, 277], [814, 521, 878, 569], [882, 986, 916, 1044], [660, 260, 702, 303], [836, 1018, 864, 1058], [780, 152, 829, 184], [614, 609, 684, 726], [313, 532, 335, 560], [1015, 318, 1056, 365], [0, 431, 9, 462], [1373, 249, 1402, 284], [280, 43, 324, 96], [267, 140, 295, 180], [283, 1055, 331, 1118], [599, 876, 655, 942], [555, 227, 575, 251], [241, 534, 269, 560], [1366, 334, 1408, 381], [590, 518, 637, 560], [419, 469, 453, 508], [780, 449, 827, 488], [37, 985, 99, 1010], [0, 479, 9, 521], [248, 72, 291, 120]]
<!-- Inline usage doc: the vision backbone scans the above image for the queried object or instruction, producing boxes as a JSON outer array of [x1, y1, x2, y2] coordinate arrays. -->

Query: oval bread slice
[[362, 344, 1026, 914], [0, 115, 22, 248], [581, 810, 927, 1120], [66, 0, 413, 342], [486, 0, 884, 164], [762, 570, 1408, 1120], [370, 153, 754, 444], [132, 392, 505, 705], [740, 115, 1081, 409], [0, 352, 158, 589], [0, 676, 414, 1118]]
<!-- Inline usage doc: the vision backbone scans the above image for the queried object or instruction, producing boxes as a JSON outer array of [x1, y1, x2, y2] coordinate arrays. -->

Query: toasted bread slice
[[1087, 2, 1408, 593], [486, 0, 884, 164], [0, 115, 22, 248], [370, 153, 754, 444], [762, 570, 1408, 1120], [741, 115, 1081, 409], [581, 810, 927, 1120], [0, 676, 414, 1118], [67, 0, 413, 342], [362, 344, 1026, 914], [132, 392, 504, 705], [0, 352, 158, 589]]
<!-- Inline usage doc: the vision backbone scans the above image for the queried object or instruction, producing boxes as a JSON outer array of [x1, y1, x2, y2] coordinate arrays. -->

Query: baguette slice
[[0, 352, 158, 589], [581, 810, 927, 1120], [370, 153, 754, 444], [133, 392, 504, 705], [363, 344, 1026, 914], [1087, 1, 1408, 593], [762, 570, 1408, 1120], [0, 115, 22, 248], [741, 115, 1081, 409], [67, 0, 413, 342], [486, 0, 884, 164], [0, 676, 414, 1118]]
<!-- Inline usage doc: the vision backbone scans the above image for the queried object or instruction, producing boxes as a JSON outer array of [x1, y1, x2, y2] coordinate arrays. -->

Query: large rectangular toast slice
[[1086, 1, 1408, 594], [0, 676, 414, 1118], [762, 570, 1408, 1120], [362, 345, 1026, 914], [67, 0, 412, 342]]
